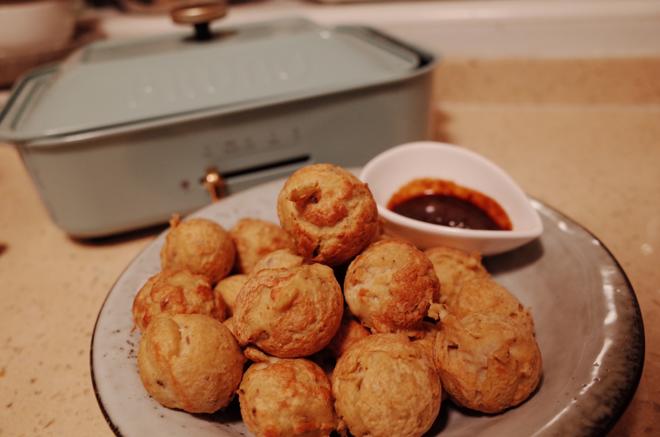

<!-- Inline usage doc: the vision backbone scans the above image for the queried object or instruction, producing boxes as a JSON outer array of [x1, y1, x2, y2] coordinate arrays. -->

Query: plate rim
[[528, 199, 645, 435], [89, 193, 645, 437]]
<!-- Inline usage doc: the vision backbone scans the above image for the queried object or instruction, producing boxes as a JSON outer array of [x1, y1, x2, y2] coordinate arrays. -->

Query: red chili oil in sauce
[[387, 178, 512, 231]]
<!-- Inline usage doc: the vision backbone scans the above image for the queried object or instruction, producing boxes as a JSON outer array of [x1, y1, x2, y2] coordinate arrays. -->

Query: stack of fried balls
[[132, 163, 542, 436]]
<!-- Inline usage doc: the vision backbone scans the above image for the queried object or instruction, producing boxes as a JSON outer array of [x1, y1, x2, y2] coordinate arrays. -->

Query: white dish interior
[[360, 141, 543, 255]]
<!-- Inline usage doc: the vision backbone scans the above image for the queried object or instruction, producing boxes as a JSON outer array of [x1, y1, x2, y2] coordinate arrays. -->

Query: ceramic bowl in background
[[360, 141, 543, 255], [0, 0, 76, 56]]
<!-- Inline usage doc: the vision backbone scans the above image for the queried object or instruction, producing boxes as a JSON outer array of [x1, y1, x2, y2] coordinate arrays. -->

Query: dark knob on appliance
[[170, 0, 228, 41]]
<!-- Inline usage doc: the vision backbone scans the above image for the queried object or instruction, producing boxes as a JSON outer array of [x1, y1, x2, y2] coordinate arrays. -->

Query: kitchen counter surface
[[1, 18, 660, 437]]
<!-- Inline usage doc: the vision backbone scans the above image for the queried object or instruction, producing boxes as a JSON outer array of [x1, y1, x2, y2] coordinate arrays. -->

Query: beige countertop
[[1, 56, 659, 436]]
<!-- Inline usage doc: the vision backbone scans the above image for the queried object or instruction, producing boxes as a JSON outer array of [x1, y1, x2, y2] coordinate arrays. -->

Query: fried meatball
[[137, 314, 245, 413], [239, 357, 337, 437], [132, 270, 220, 332], [424, 246, 488, 304], [251, 249, 304, 273], [214, 274, 247, 317], [230, 218, 295, 274], [277, 164, 378, 266], [344, 240, 439, 333], [332, 334, 441, 437], [434, 313, 542, 413], [160, 216, 235, 284], [327, 315, 370, 358], [234, 264, 343, 357], [446, 276, 535, 333]]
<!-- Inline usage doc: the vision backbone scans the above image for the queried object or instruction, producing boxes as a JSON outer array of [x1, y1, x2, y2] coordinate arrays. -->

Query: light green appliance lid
[[1, 18, 428, 143]]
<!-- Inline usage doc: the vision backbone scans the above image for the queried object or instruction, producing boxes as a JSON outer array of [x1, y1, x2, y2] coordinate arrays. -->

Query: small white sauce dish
[[360, 141, 543, 256]]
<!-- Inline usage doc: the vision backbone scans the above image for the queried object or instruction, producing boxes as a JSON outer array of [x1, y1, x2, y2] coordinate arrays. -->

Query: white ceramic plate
[[91, 175, 644, 437]]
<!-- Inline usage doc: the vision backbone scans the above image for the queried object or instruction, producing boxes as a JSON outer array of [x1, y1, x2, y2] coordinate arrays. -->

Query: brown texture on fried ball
[[234, 264, 344, 357], [277, 164, 378, 266], [137, 314, 245, 414], [332, 334, 441, 437], [434, 313, 542, 413], [424, 246, 488, 304], [214, 274, 247, 317], [239, 357, 337, 437], [251, 249, 304, 273], [230, 218, 295, 274], [327, 314, 370, 358], [132, 270, 220, 332], [160, 217, 235, 284], [407, 321, 440, 362], [344, 240, 439, 333], [446, 276, 535, 333], [223, 317, 238, 340]]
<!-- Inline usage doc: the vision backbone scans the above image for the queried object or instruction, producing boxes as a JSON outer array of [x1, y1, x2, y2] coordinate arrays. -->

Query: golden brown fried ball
[[424, 246, 488, 304], [277, 164, 379, 266], [327, 315, 370, 358], [137, 314, 245, 414], [406, 321, 440, 363], [251, 249, 304, 273], [132, 270, 220, 332], [434, 313, 542, 413], [160, 216, 235, 284], [230, 218, 295, 274], [344, 240, 439, 333], [223, 317, 238, 340], [214, 274, 247, 317], [234, 264, 344, 358], [239, 356, 337, 437], [332, 334, 442, 437], [446, 276, 535, 333]]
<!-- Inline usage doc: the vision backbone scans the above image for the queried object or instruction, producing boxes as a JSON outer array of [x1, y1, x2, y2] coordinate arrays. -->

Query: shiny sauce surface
[[387, 178, 512, 231]]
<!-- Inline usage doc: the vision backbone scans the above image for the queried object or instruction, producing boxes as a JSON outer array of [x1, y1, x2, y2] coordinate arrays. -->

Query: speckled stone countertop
[[1, 56, 658, 436]]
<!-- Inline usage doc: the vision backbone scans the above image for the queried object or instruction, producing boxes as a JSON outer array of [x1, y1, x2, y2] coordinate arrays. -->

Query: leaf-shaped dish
[[361, 142, 543, 255]]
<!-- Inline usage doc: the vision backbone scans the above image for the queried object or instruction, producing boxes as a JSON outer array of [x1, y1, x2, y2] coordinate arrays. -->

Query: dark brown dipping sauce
[[392, 194, 501, 230], [388, 178, 512, 231]]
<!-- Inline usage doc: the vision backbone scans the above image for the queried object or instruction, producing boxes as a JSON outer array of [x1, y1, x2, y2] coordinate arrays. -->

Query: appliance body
[[1, 19, 436, 237]]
